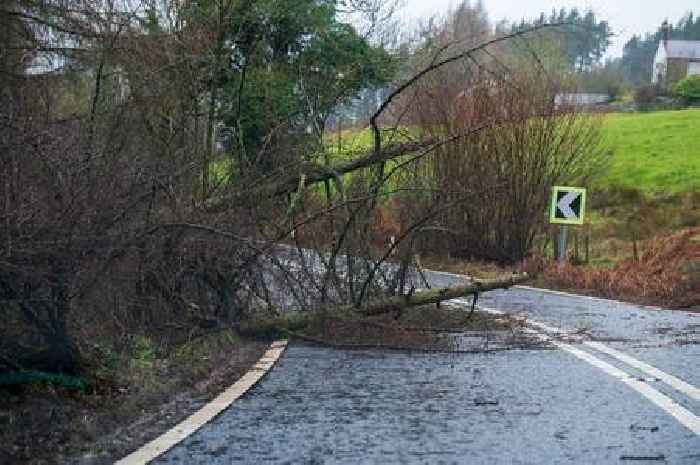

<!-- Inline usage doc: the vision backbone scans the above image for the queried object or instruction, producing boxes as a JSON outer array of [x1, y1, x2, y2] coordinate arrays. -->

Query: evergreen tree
[[511, 7, 612, 71]]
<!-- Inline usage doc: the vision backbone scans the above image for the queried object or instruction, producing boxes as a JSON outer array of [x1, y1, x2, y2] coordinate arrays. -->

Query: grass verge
[[0, 331, 268, 465]]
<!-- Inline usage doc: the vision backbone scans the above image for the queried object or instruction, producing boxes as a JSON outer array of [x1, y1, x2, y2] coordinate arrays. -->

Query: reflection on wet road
[[153, 269, 700, 464], [155, 344, 699, 464]]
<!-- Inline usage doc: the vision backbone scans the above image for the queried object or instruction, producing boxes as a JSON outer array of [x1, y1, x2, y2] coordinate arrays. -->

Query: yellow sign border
[[550, 186, 586, 225]]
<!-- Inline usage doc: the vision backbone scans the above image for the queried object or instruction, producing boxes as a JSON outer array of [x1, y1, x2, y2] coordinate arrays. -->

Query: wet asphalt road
[[154, 271, 700, 464]]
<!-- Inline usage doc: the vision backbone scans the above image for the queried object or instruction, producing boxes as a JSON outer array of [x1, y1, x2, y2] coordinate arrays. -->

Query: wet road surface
[[154, 271, 700, 464]]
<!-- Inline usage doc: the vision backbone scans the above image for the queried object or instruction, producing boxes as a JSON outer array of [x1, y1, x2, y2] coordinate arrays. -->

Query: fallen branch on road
[[240, 273, 529, 337], [351, 273, 528, 316], [283, 329, 511, 354]]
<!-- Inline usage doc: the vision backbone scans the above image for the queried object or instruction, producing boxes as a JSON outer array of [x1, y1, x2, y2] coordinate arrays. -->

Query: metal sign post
[[558, 225, 568, 265], [550, 186, 587, 265]]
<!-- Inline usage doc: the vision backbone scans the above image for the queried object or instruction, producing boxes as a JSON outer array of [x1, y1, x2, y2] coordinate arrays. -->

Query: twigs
[[285, 330, 509, 354], [369, 23, 566, 142]]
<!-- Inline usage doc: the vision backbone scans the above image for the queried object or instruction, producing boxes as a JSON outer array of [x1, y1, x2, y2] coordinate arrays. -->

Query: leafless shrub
[[389, 41, 605, 263]]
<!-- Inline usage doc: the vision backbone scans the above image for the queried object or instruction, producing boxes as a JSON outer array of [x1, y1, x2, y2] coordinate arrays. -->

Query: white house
[[652, 40, 700, 86]]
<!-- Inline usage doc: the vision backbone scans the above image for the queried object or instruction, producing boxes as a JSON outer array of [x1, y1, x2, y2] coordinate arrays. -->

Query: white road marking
[[472, 296, 700, 403], [584, 341, 700, 401], [452, 300, 700, 436], [549, 335, 700, 436], [453, 298, 570, 336], [115, 340, 288, 465], [514, 285, 667, 312], [434, 275, 700, 411]]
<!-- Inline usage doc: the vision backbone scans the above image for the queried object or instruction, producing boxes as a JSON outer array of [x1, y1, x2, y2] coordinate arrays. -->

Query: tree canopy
[[173, 0, 397, 174], [510, 7, 612, 71]]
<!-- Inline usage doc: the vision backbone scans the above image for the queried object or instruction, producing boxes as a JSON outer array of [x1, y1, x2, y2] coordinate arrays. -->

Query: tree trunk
[[240, 274, 528, 336]]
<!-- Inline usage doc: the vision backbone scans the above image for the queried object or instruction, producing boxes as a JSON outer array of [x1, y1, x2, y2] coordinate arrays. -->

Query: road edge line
[[114, 339, 288, 465], [514, 285, 667, 312], [584, 341, 700, 401], [464, 297, 700, 404], [549, 338, 700, 436]]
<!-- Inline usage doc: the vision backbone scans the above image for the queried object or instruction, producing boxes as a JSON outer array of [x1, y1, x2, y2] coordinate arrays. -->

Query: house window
[[689, 62, 700, 76]]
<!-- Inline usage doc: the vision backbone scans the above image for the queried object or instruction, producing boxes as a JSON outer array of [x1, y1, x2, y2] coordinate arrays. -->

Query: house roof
[[664, 40, 700, 59]]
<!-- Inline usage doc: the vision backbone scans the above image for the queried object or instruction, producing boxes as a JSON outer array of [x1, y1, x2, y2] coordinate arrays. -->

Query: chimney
[[662, 20, 670, 46]]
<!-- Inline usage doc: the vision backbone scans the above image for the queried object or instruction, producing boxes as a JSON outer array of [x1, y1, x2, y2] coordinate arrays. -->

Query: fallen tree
[[240, 273, 528, 337], [1, 14, 596, 378]]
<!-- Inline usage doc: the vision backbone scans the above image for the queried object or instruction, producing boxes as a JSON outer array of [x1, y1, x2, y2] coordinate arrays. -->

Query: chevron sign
[[550, 186, 586, 225]]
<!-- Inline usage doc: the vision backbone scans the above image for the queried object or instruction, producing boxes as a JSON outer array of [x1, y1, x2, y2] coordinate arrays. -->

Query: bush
[[633, 85, 659, 110], [673, 75, 700, 103], [399, 65, 605, 264]]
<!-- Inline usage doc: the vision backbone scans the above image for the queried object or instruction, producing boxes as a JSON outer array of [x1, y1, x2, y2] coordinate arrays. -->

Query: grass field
[[326, 109, 700, 196], [599, 108, 700, 195], [212, 109, 700, 213]]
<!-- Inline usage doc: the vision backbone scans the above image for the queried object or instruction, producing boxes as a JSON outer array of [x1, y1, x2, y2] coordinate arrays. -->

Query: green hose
[[0, 370, 89, 391]]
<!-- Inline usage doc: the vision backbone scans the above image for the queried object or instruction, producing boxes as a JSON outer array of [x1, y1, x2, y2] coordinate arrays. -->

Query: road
[[153, 270, 700, 464]]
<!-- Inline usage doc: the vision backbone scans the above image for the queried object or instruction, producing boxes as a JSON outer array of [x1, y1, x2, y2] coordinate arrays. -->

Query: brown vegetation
[[528, 228, 700, 309]]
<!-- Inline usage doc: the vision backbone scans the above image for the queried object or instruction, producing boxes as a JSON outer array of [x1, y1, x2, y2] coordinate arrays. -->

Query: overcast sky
[[398, 0, 699, 57]]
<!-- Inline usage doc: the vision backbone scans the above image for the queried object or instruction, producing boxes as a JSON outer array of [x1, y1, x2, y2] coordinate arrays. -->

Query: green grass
[[599, 109, 700, 195], [329, 110, 700, 197], [212, 109, 700, 198], [326, 127, 376, 158]]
